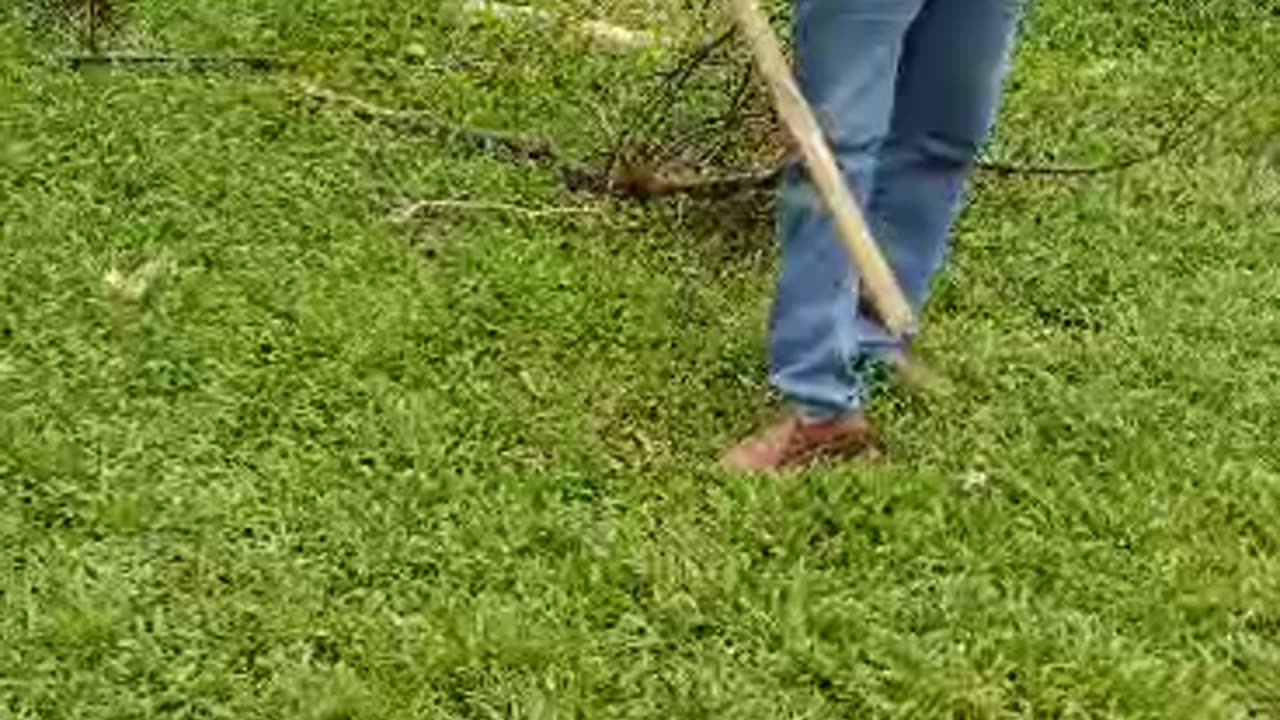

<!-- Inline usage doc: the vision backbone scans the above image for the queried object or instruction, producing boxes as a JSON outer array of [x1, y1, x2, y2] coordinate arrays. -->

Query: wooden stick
[[728, 0, 914, 337]]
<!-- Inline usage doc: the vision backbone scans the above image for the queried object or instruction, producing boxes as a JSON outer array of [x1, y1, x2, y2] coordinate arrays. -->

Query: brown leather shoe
[[721, 412, 883, 474]]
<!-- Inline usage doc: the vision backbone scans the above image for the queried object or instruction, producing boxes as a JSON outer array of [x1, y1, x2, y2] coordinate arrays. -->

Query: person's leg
[[724, 0, 1026, 472], [854, 0, 1028, 358], [768, 0, 926, 419]]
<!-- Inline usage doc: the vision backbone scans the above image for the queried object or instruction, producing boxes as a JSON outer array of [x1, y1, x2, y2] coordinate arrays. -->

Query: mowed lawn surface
[[2, 1, 1278, 717]]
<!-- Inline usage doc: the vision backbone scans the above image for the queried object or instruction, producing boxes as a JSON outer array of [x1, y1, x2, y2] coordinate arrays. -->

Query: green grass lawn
[[2, 1, 1279, 717]]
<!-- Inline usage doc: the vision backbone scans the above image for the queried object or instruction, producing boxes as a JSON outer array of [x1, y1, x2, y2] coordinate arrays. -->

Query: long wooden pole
[[728, 0, 914, 337]]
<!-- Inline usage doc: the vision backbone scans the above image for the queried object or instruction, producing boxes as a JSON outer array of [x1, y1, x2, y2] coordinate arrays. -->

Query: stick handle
[[728, 0, 914, 337]]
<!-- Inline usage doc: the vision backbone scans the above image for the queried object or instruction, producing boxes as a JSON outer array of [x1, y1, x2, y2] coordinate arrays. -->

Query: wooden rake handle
[[728, 0, 914, 337]]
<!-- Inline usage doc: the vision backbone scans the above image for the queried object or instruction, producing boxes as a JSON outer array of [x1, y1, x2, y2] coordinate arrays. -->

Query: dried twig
[[606, 27, 737, 173], [296, 53, 1259, 208], [606, 163, 783, 199], [64, 53, 289, 71], [606, 79, 1262, 199], [392, 198, 604, 223], [298, 82, 560, 162], [460, 0, 665, 52], [978, 84, 1258, 177]]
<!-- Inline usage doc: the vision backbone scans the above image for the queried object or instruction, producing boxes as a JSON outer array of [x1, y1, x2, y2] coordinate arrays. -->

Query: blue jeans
[[769, 0, 1026, 418]]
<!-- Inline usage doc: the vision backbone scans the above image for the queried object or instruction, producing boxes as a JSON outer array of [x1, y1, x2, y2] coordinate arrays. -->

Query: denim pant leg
[[770, 0, 1025, 417], [768, 0, 924, 419], [855, 0, 1027, 357]]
